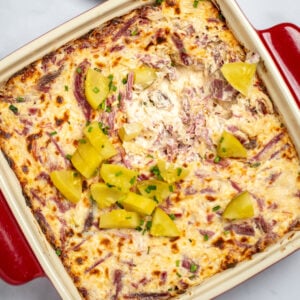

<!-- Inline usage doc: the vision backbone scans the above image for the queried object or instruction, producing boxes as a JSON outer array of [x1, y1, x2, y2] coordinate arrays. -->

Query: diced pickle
[[137, 179, 172, 203], [76, 140, 102, 162], [150, 208, 180, 237], [120, 192, 157, 215], [118, 122, 143, 142], [99, 210, 141, 229], [223, 191, 254, 219], [85, 68, 110, 109], [71, 141, 102, 178], [100, 164, 138, 192], [71, 151, 97, 179], [217, 131, 247, 158], [83, 121, 117, 160], [50, 170, 82, 203], [90, 182, 125, 209], [221, 62, 257, 96], [77, 140, 103, 168], [134, 65, 157, 89], [157, 160, 189, 183]]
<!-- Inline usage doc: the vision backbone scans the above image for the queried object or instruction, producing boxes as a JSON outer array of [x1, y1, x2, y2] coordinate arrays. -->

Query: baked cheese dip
[[0, 0, 299, 299]]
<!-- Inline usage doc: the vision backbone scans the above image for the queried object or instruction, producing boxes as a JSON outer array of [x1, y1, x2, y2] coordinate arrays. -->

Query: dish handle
[[257, 23, 300, 108], [0, 190, 44, 284]]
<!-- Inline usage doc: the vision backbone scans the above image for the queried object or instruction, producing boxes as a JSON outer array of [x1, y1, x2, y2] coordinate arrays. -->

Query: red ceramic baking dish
[[0, 0, 299, 299]]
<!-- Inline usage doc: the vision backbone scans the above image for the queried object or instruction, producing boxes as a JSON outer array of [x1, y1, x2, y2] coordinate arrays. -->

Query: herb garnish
[[78, 139, 87, 144], [108, 74, 117, 92], [118, 93, 122, 102], [131, 28, 138, 36], [146, 221, 152, 231], [214, 156, 221, 163], [250, 162, 261, 168], [203, 234, 209, 241], [176, 272, 182, 278], [145, 185, 157, 193], [9, 104, 18, 114], [135, 226, 143, 232], [55, 248, 62, 256], [98, 122, 110, 135], [50, 131, 57, 136], [150, 165, 163, 180], [116, 201, 124, 209], [93, 86, 100, 94], [193, 0, 200, 8], [140, 220, 152, 235], [16, 96, 25, 102], [177, 167, 182, 176], [130, 176, 136, 185], [115, 171, 123, 177], [212, 205, 221, 212], [168, 213, 176, 220], [122, 76, 128, 84], [190, 263, 198, 273]]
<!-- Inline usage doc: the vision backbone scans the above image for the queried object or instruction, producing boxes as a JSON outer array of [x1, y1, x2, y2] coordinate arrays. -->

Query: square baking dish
[[0, 1, 299, 299]]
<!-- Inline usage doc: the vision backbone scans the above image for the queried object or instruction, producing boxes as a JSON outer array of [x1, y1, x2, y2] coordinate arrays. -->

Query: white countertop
[[0, 0, 299, 299]]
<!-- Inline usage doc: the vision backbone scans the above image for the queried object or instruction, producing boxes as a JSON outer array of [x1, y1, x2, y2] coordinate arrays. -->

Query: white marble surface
[[0, 0, 299, 299]]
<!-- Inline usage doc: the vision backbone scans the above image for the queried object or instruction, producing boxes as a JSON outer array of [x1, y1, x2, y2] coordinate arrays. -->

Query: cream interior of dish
[[0, 1, 299, 299]]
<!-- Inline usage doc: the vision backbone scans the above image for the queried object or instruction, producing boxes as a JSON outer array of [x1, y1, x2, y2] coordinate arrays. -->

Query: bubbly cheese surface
[[0, 1, 300, 299]]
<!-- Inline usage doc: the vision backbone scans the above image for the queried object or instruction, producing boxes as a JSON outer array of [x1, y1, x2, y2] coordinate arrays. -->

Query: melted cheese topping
[[0, 1, 299, 299]]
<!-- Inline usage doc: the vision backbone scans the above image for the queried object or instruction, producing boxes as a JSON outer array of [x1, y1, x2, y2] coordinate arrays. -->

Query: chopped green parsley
[[16, 96, 25, 102], [168, 213, 176, 220], [145, 185, 157, 193], [49, 131, 57, 136], [214, 156, 221, 163], [193, 0, 200, 8], [212, 205, 221, 212], [190, 263, 198, 273], [130, 176, 136, 185], [9, 104, 18, 114], [177, 167, 182, 176]]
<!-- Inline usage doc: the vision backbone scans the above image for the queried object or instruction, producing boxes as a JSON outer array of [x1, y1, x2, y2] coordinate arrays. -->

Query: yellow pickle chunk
[[83, 121, 117, 160], [50, 170, 82, 203], [223, 191, 254, 220], [119, 192, 157, 216], [137, 179, 172, 203], [71, 141, 102, 178], [84, 68, 110, 109], [118, 122, 143, 142], [71, 151, 96, 179], [90, 183, 125, 209], [99, 210, 141, 229], [217, 131, 247, 158], [100, 164, 138, 193], [221, 62, 257, 96], [133, 65, 157, 89], [156, 160, 189, 183], [150, 207, 180, 237]]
